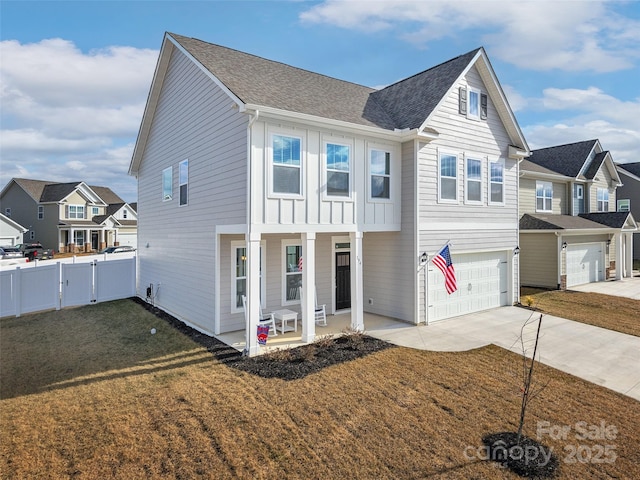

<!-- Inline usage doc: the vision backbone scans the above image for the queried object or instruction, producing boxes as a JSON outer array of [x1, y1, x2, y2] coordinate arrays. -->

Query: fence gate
[[61, 262, 95, 308]]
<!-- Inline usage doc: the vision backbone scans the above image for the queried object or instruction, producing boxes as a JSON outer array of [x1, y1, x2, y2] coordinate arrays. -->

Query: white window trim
[[268, 131, 304, 199], [597, 187, 609, 212], [38, 205, 44, 220], [467, 87, 481, 120], [617, 199, 630, 212], [536, 181, 553, 212], [281, 239, 302, 306], [231, 240, 266, 314], [68, 204, 85, 219], [488, 158, 505, 206], [438, 150, 459, 204], [179, 159, 189, 206], [323, 139, 353, 201], [162, 166, 173, 202], [92, 206, 99, 216], [367, 146, 393, 203], [464, 155, 484, 205]]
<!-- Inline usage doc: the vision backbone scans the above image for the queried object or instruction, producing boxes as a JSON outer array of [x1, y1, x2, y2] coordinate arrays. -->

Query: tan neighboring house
[[0, 178, 137, 253], [519, 139, 637, 289], [0, 213, 28, 246]]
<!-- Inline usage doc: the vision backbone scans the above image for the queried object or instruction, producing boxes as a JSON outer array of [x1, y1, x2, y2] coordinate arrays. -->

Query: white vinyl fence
[[0, 257, 136, 318]]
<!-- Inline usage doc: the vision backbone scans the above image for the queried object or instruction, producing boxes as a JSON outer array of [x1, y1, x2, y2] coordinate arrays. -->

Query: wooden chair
[[298, 287, 327, 327], [242, 295, 277, 336]]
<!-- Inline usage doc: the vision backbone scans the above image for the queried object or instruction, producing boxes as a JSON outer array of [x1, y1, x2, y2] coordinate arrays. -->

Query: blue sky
[[1, 0, 639, 202]]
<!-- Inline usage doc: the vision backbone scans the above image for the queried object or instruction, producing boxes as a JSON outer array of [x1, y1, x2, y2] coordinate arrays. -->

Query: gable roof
[[0, 213, 28, 233], [130, 33, 528, 174], [520, 212, 636, 231], [3, 178, 124, 205], [617, 162, 640, 181], [526, 140, 599, 178]]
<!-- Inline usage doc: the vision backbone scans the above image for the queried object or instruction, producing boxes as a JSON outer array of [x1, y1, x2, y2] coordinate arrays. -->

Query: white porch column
[[245, 232, 262, 356], [615, 232, 623, 280], [350, 231, 364, 331], [301, 232, 316, 343], [70, 228, 76, 252], [624, 233, 633, 278]]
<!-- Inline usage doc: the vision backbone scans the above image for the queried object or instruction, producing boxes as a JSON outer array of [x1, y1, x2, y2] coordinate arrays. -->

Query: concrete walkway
[[365, 305, 640, 401], [569, 272, 640, 299]]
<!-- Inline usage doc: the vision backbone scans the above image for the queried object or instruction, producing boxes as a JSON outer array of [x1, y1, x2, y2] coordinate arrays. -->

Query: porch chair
[[298, 286, 327, 327], [241, 295, 277, 336]]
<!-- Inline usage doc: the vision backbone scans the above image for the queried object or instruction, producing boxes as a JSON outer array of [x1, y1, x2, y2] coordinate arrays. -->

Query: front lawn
[[1, 299, 638, 479]]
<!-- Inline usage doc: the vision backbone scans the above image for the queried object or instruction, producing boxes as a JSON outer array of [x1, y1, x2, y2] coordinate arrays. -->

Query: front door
[[91, 232, 99, 251], [335, 251, 351, 310]]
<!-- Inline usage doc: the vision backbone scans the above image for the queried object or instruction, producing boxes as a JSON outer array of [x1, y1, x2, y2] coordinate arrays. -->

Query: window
[[30, 230, 35, 240], [38, 206, 44, 220], [232, 243, 265, 312], [370, 149, 391, 199], [572, 184, 585, 215], [465, 157, 482, 203], [123, 209, 128, 219], [439, 152, 458, 202], [489, 159, 504, 204], [68, 205, 85, 219], [536, 181, 553, 212], [283, 243, 302, 304], [92, 207, 99, 216], [617, 199, 630, 212], [179, 159, 188, 206], [459, 86, 487, 120], [326, 143, 350, 197], [162, 166, 172, 201], [74, 230, 84, 245], [272, 134, 302, 195], [597, 188, 609, 212], [5, 208, 10, 218]]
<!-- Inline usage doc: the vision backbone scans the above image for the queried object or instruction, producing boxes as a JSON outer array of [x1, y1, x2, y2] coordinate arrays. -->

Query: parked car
[[15, 242, 55, 261], [99, 246, 136, 254], [0, 246, 23, 260]]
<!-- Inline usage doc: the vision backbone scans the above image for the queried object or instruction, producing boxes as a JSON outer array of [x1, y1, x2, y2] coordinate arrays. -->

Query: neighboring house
[[615, 162, 640, 261], [0, 213, 28, 246], [0, 179, 138, 253], [519, 140, 637, 290], [129, 33, 529, 355]]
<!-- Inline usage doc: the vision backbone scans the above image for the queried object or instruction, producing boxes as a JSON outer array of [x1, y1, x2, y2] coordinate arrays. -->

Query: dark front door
[[335, 251, 351, 310], [91, 232, 99, 251]]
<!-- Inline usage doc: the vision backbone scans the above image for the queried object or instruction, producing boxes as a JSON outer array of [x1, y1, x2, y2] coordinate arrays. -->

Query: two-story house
[[615, 162, 640, 261], [0, 178, 138, 253], [129, 33, 529, 355], [519, 140, 637, 289]]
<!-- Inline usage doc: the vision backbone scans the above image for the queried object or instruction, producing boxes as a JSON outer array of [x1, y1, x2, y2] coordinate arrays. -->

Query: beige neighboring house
[[519, 139, 637, 290], [0, 213, 28, 246], [0, 178, 137, 253]]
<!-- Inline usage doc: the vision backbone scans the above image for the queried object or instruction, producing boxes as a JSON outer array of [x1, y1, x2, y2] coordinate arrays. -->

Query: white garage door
[[117, 233, 137, 248], [0, 237, 15, 246], [566, 243, 604, 287], [428, 251, 509, 322]]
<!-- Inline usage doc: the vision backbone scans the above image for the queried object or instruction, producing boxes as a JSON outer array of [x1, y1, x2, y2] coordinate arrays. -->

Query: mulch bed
[[131, 297, 394, 381], [482, 432, 559, 479]]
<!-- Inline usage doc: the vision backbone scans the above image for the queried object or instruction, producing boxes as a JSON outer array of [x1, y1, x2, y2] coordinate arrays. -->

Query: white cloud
[[0, 39, 157, 201], [300, 1, 640, 72]]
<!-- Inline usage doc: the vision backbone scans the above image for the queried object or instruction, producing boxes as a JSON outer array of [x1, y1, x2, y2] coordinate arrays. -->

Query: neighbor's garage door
[[428, 251, 508, 322], [566, 243, 604, 287], [117, 233, 137, 248], [0, 237, 15, 246]]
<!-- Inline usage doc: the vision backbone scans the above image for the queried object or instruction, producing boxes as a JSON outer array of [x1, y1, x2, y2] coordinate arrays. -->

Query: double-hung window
[[162, 167, 172, 201], [617, 199, 630, 212], [283, 243, 302, 304], [536, 181, 553, 212], [459, 86, 487, 120], [439, 152, 458, 202], [179, 159, 189, 206], [465, 157, 482, 203], [370, 149, 391, 200], [232, 242, 264, 313], [597, 188, 609, 212], [68, 205, 85, 219], [74, 230, 85, 246], [272, 134, 302, 195], [38, 206, 44, 220], [326, 143, 350, 197], [92, 207, 99, 216], [489, 159, 504, 204]]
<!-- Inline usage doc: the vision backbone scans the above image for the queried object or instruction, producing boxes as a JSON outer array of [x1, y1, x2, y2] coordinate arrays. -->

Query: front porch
[[215, 311, 408, 355]]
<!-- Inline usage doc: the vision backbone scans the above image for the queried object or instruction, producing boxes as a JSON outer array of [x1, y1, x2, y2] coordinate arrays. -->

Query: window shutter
[[65, 205, 69, 218], [480, 93, 488, 119], [459, 87, 467, 114]]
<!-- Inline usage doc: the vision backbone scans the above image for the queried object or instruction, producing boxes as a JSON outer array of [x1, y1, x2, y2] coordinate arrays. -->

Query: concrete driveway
[[365, 305, 640, 401], [569, 273, 640, 299]]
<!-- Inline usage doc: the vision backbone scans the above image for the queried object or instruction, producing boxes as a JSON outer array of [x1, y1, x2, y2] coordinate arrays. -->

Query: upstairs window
[[326, 143, 351, 197], [179, 159, 189, 206], [5, 208, 10, 218], [597, 188, 609, 212], [465, 157, 482, 203], [272, 134, 302, 195], [617, 199, 630, 212], [38, 206, 44, 220], [459, 86, 487, 120], [68, 205, 85, 219], [439, 152, 458, 202], [123, 209, 128, 219], [370, 149, 391, 200], [92, 207, 99, 216], [489, 159, 504, 204], [536, 181, 553, 212], [162, 166, 173, 201]]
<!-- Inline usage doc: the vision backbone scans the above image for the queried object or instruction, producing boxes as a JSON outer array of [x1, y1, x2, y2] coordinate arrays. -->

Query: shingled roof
[[617, 162, 640, 179], [526, 140, 598, 178], [519, 213, 609, 230], [10, 178, 124, 204], [169, 33, 480, 131]]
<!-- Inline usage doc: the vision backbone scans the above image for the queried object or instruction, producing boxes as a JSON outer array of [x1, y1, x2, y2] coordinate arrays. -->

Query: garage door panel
[[428, 251, 509, 322], [567, 243, 604, 287]]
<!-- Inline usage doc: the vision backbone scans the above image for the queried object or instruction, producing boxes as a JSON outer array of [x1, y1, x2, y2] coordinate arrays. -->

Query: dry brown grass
[[521, 288, 640, 337], [2, 299, 639, 479]]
